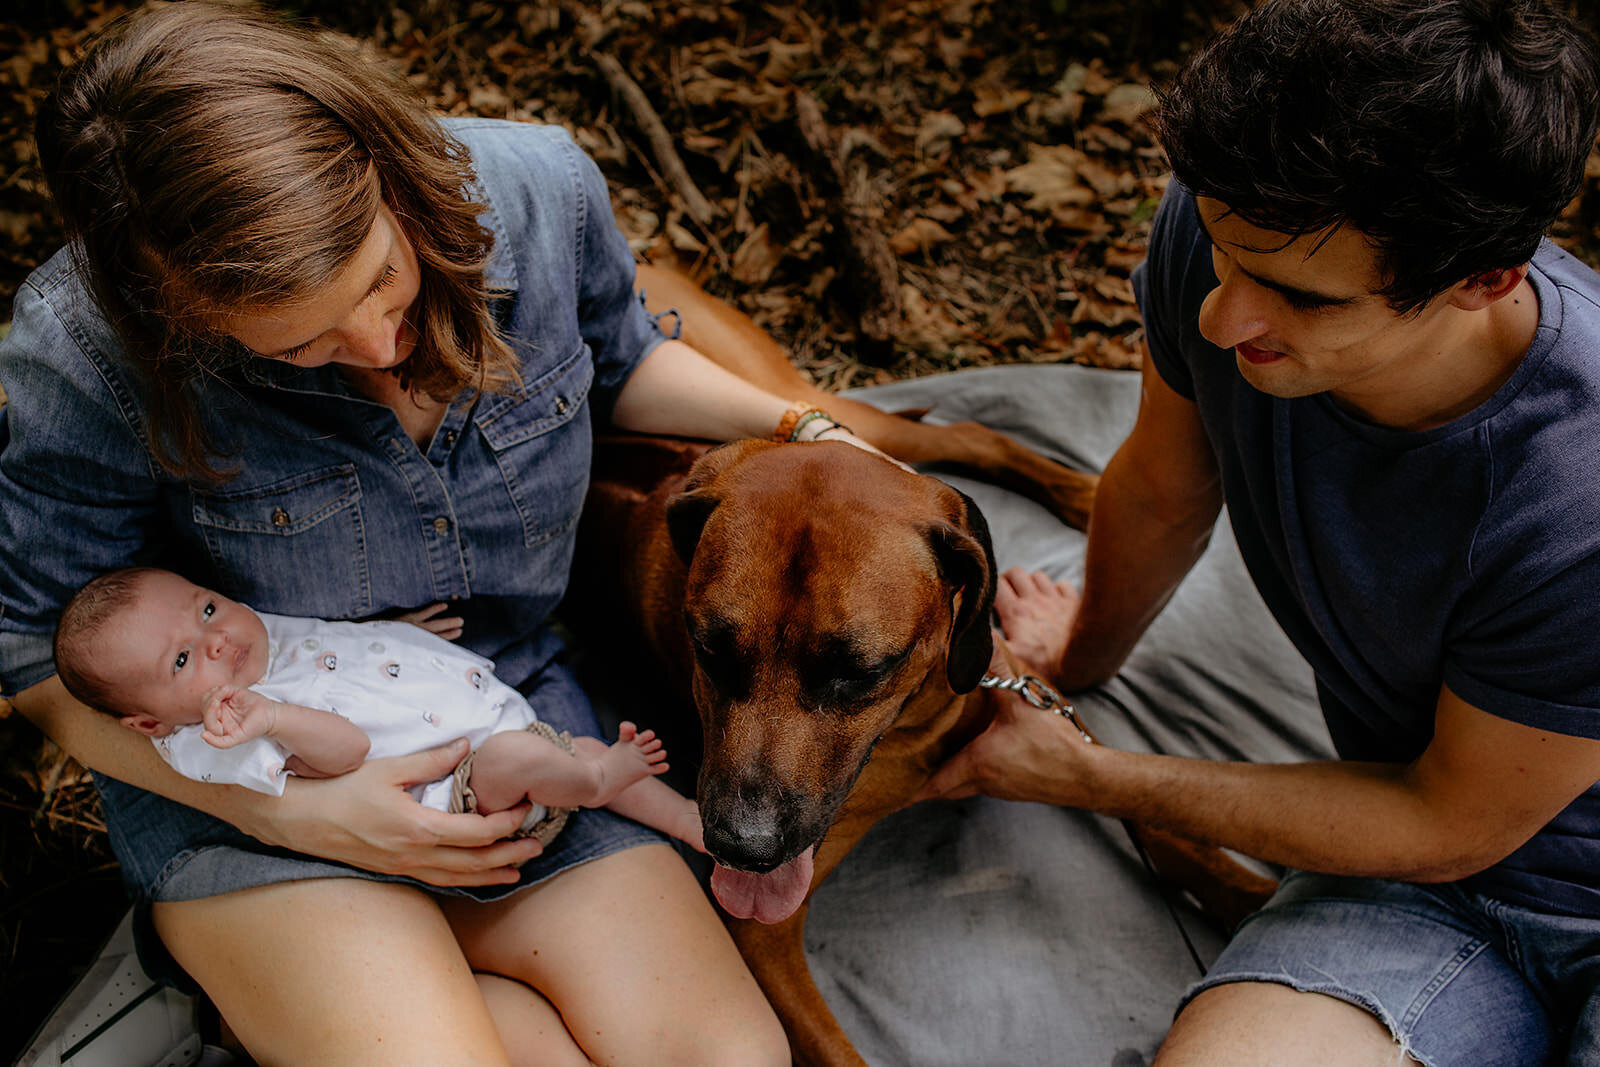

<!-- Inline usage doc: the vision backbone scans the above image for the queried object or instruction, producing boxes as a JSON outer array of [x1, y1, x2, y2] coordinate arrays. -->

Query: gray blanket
[[786, 364, 1331, 1066]]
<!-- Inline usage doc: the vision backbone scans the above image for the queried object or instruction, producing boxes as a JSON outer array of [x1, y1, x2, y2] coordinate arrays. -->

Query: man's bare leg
[[1156, 983, 1421, 1067]]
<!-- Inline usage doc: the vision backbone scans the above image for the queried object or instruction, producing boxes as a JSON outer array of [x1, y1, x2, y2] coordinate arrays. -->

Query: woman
[[0, 3, 854, 1062]]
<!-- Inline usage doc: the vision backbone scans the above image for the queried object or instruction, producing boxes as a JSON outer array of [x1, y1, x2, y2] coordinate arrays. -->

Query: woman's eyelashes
[[269, 263, 399, 362]]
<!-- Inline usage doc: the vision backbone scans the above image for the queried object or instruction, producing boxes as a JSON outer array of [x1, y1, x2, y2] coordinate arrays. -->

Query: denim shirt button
[[554, 396, 569, 415], [433, 516, 450, 536], [442, 429, 457, 448], [271, 507, 290, 528]]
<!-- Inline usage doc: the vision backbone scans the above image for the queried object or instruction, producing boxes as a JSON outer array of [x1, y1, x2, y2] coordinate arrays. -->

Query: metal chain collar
[[977, 673, 1094, 743]]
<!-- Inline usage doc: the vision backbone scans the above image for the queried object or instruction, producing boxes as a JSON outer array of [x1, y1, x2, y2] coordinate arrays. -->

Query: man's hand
[[913, 689, 1099, 806], [397, 601, 465, 641], [993, 567, 1081, 682], [202, 685, 279, 748]]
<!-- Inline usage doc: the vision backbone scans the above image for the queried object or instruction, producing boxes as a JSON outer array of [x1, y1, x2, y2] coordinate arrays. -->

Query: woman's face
[[220, 203, 423, 373]]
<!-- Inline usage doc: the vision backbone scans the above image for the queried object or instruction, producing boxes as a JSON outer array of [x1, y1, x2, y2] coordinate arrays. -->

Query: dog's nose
[[703, 807, 789, 870], [706, 823, 788, 871], [701, 793, 793, 872]]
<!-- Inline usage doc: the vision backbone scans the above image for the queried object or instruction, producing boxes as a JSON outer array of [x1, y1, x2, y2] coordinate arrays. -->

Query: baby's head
[[54, 567, 271, 736]]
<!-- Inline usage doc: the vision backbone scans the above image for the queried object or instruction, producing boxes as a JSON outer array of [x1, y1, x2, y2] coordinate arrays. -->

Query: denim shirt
[[0, 118, 666, 696]]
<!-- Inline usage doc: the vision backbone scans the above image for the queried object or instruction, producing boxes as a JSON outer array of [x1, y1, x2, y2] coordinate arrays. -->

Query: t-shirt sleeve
[[154, 725, 291, 796], [1444, 546, 1600, 740], [1131, 180, 1211, 401], [0, 280, 163, 695]]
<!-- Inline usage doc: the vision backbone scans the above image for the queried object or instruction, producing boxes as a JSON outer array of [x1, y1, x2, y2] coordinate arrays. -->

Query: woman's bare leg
[[475, 973, 593, 1067], [153, 879, 512, 1067], [442, 843, 789, 1067]]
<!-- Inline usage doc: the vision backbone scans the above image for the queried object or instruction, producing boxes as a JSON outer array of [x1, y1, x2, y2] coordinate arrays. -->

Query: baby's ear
[[121, 715, 167, 737]]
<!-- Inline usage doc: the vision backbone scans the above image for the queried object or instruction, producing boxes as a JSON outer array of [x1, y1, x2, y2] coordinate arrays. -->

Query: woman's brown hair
[[35, 0, 520, 481]]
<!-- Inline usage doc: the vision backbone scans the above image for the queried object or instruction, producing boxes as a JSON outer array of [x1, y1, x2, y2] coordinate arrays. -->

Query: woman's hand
[[804, 422, 916, 473], [396, 601, 464, 641], [239, 738, 543, 886]]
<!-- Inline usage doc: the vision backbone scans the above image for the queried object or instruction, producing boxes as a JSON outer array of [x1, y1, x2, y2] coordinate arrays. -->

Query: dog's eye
[[811, 648, 910, 709], [690, 627, 748, 698]]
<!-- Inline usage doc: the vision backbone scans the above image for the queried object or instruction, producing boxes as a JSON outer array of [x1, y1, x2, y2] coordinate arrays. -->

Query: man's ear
[[121, 715, 167, 737], [1449, 265, 1530, 311]]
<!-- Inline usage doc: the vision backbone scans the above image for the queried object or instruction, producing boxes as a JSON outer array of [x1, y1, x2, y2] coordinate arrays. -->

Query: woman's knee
[[155, 879, 511, 1067]]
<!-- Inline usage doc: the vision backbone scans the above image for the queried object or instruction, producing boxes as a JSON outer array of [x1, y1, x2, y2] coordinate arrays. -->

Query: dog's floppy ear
[[928, 487, 998, 693], [667, 439, 776, 565], [666, 489, 719, 566]]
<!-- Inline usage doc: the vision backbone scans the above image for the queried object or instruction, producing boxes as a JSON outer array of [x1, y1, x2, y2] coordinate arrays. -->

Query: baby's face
[[105, 571, 272, 730]]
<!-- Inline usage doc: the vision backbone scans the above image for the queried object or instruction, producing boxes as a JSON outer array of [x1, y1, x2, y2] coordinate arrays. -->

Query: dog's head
[[665, 438, 996, 919]]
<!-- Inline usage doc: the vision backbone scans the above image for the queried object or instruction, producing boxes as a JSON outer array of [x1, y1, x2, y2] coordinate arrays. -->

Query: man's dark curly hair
[[1152, 0, 1600, 312]]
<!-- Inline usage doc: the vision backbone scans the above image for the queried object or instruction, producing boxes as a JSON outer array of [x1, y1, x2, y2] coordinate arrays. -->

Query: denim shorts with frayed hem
[[1181, 869, 1600, 1066]]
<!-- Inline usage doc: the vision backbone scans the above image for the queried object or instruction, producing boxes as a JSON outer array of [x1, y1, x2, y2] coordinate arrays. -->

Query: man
[[922, 1, 1600, 1063]]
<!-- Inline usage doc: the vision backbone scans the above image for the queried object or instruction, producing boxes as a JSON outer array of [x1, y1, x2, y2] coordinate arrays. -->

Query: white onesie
[[152, 611, 542, 815]]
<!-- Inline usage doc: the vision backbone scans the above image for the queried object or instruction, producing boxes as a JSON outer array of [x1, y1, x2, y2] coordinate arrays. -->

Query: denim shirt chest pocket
[[475, 343, 595, 548], [188, 463, 372, 617]]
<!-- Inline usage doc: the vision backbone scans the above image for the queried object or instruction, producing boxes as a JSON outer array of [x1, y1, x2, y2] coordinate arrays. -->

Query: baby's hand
[[202, 685, 278, 748], [397, 602, 465, 642]]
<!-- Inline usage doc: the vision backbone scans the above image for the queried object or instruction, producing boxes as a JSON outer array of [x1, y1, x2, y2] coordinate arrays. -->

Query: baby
[[52, 566, 702, 851]]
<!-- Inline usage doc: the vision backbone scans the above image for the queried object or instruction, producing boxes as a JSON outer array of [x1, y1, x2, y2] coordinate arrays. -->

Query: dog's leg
[[1126, 825, 1280, 932], [727, 903, 866, 1067], [635, 263, 1098, 530]]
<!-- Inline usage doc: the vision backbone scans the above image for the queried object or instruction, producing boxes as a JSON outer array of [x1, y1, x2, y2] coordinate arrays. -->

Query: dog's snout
[[700, 776, 810, 872]]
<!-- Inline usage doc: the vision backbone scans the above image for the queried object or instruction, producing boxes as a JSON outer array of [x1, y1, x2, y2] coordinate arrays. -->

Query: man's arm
[[994, 346, 1224, 689], [938, 681, 1600, 882]]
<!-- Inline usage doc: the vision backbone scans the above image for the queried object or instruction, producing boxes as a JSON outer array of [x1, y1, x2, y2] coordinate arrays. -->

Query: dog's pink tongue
[[710, 846, 816, 925]]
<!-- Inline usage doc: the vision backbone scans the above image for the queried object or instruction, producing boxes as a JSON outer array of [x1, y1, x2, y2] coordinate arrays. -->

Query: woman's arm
[[609, 338, 795, 440], [611, 338, 872, 447], [14, 675, 542, 886]]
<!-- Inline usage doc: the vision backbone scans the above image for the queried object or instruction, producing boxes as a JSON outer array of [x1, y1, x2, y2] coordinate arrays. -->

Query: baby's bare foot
[[590, 722, 669, 804], [676, 805, 706, 854]]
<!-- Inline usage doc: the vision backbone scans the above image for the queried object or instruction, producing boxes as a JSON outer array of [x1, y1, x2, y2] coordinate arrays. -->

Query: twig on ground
[[793, 90, 901, 363], [594, 52, 719, 227]]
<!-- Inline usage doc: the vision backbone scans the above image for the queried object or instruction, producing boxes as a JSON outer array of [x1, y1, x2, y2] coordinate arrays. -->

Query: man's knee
[[1155, 981, 1419, 1067]]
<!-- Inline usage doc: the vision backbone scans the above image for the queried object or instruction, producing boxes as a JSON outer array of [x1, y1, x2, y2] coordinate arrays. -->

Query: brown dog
[[571, 445, 1276, 1066], [564, 267, 1275, 1065]]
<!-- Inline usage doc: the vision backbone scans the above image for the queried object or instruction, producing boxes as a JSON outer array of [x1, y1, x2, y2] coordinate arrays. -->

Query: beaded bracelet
[[772, 400, 853, 443], [772, 400, 818, 442]]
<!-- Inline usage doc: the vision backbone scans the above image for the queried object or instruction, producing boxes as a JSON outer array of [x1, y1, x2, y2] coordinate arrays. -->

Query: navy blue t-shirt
[[1132, 181, 1600, 917]]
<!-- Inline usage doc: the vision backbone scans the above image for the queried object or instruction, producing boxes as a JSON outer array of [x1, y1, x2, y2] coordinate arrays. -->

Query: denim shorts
[[1182, 869, 1600, 1066], [96, 658, 664, 991]]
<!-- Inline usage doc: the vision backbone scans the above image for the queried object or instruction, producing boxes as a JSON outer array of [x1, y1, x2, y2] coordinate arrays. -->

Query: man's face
[[1192, 196, 1466, 422], [105, 571, 272, 731]]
